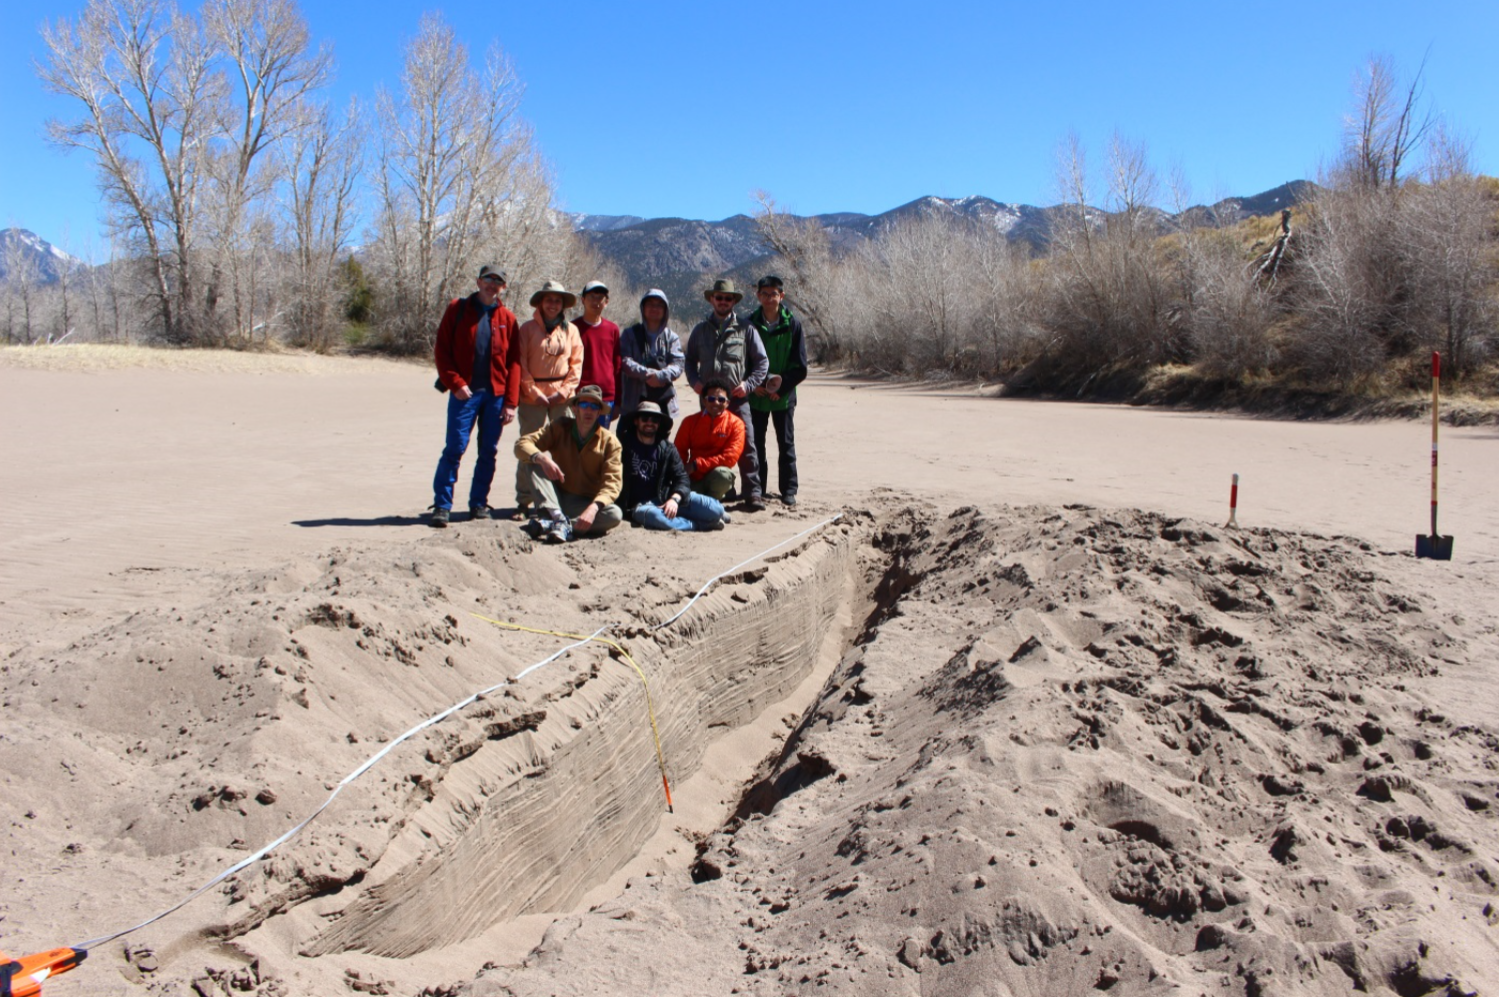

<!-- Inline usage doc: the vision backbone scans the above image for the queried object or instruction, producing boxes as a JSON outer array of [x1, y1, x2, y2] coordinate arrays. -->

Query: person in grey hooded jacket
[[618, 288, 686, 418]]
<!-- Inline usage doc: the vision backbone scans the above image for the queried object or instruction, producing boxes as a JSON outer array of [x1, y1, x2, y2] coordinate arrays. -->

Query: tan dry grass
[[0, 343, 422, 376]]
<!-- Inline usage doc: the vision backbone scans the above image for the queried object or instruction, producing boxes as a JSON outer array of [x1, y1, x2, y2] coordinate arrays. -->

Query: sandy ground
[[3, 345, 1498, 996]]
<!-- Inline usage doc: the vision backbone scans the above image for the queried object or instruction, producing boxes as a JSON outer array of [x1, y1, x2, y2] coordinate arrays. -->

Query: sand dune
[[2, 347, 1496, 996]]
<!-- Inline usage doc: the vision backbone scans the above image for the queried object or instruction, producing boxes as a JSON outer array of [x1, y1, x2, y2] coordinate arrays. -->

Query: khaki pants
[[695, 467, 736, 499], [514, 401, 572, 507], [526, 466, 623, 536]]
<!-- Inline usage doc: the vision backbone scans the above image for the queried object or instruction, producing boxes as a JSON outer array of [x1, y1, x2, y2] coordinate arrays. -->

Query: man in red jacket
[[430, 264, 522, 528]]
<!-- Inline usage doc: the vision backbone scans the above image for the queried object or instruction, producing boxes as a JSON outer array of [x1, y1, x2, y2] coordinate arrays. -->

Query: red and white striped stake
[[1430, 351, 1441, 536], [1415, 352, 1454, 559], [1225, 473, 1239, 528]]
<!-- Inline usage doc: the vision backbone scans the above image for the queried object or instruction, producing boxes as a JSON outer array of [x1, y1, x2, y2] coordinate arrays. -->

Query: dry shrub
[[1179, 232, 1276, 378]]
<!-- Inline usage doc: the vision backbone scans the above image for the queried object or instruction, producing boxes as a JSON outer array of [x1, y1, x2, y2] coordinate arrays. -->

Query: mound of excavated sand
[[470, 505, 1499, 996]]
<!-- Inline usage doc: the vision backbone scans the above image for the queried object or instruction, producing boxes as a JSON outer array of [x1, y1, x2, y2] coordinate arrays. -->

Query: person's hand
[[663, 497, 680, 519], [646, 371, 664, 387], [766, 374, 783, 393], [731, 382, 748, 399], [549, 392, 564, 406], [691, 382, 703, 395], [536, 454, 565, 483], [752, 385, 767, 397], [573, 503, 598, 533], [501, 407, 516, 425], [454, 385, 473, 401]]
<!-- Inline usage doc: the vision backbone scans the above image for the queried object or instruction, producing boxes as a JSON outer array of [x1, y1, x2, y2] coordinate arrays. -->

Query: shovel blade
[[1415, 534, 1454, 560]]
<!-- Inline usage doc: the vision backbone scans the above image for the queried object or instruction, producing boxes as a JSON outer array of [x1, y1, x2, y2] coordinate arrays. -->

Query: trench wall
[[302, 526, 854, 957]]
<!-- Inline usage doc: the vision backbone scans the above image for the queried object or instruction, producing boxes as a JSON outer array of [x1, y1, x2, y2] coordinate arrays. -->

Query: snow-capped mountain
[[574, 182, 1316, 305], [0, 228, 85, 285]]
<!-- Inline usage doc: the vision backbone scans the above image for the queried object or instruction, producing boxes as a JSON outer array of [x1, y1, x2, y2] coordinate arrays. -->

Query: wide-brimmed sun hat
[[702, 278, 743, 304], [530, 279, 578, 308], [624, 400, 674, 437]]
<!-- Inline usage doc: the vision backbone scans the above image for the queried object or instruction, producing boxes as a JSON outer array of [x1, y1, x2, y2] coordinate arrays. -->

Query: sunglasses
[[712, 295, 737, 303], [480, 276, 504, 285], [575, 400, 603, 411], [637, 415, 661, 424], [703, 395, 729, 404]]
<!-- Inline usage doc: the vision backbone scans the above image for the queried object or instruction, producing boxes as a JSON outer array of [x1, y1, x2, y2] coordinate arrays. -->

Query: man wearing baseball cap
[[575, 280, 622, 428], [513, 384, 623, 542], [429, 264, 522, 528]]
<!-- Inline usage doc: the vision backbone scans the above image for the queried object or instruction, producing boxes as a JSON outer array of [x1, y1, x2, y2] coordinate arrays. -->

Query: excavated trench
[[289, 514, 881, 959], [14, 498, 1493, 994]]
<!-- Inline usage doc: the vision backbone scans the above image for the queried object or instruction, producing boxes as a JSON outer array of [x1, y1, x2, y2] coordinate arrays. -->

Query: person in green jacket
[[747, 275, 809, 506]]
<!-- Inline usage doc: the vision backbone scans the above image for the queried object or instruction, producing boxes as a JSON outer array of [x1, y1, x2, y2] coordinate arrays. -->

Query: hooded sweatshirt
[[619, 289, 686, 418]]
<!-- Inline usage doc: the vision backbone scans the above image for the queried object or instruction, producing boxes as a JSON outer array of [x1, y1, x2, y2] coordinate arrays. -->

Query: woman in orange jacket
[[512, 280, 584, 515]]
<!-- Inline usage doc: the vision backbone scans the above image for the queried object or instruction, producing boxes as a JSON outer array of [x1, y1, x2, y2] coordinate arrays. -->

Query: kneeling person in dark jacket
[[618, 402, 730, 532]]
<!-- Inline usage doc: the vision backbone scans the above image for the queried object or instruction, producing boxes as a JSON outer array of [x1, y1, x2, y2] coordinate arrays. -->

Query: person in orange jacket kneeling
[[673, 377, 744, 501]]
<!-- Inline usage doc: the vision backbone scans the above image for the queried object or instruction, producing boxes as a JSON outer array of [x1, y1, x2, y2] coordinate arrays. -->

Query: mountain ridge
[[3, 183, 1315, 301], [569, 180, 1316, 309], [0, 228, 85, 286]]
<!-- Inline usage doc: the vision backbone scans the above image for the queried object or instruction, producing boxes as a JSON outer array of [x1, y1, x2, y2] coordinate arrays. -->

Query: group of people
[[427, 268, 807, 542]]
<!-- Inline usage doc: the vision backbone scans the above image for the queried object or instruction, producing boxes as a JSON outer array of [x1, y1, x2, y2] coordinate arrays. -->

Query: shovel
[[1416, 351, 1454, 560]]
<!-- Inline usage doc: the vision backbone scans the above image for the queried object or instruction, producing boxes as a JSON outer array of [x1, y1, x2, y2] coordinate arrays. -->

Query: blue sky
[[3, 0, 1496, 258]]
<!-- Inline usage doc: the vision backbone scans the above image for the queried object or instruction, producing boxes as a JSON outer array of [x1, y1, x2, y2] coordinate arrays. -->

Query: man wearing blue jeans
[[430, 264, 521, 528], [617, 402, 729, 532]]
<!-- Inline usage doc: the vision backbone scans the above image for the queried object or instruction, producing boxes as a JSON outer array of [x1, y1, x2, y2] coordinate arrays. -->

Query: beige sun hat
[[572, 384, 606, 407], [530, 279, 578, 308]]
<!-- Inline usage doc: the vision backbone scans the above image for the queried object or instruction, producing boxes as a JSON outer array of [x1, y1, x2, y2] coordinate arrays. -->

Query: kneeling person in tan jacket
[[514, 384, 623, 543]]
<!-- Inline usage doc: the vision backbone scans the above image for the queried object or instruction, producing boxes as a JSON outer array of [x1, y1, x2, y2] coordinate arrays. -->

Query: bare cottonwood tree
[[40, 0, 223, 343], [1343, 55, 1431, 191], [875, 212, 984, 374], [752, 192, 841, 356], [201, 0, 332, 343], [972, 227, 1037, 374], [1289, 55, 1440, 382], [1043, 133, 1177, 379], [2, 237, 42, 343], [84, 253, 121, 342], [276, 96, 361, 350], [52, 242, 76, 342], [1400, 128, 1497, 375], [367, 14, 547, 350]]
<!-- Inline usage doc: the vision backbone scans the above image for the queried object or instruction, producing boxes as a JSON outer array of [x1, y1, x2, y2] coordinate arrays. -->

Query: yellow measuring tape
[[470, 615, 674, 812]]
